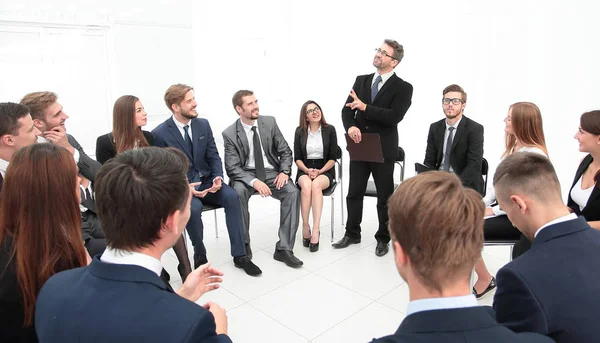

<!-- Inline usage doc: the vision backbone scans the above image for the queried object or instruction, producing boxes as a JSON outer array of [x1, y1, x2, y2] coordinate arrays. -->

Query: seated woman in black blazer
[[569, 110, 600, 230], [96, 95, 153, 164], [294, 100, 338, 252], [0, 144, 88, 342], [96, 96, 191, 281]]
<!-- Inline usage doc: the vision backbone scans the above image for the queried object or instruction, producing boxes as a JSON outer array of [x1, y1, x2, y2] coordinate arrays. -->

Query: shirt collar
[[0, 157, 9, 177], [308, 125, 322, 135], [240, 119, 258, 132], [445, 116, 462, 129], [406, 294, 477, 316], [37, 136, 49, 143], [100, 247, 163, 277], [534, 213, 578, 238], [373, 70, 395, 85], [172, 115, 192, 130]]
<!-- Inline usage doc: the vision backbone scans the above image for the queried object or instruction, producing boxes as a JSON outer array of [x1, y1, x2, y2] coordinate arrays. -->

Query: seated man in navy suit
[[153, 84, 260, 276], [371, 171, 551, 343], [35, 147, 231, 342], [493, 152, 600, 342]]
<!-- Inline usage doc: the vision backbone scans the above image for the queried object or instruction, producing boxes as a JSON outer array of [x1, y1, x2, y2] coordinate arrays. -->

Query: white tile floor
[[161, 196, 511, 342]]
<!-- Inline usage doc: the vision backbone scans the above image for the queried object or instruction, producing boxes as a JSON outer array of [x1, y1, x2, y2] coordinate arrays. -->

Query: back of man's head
[[388, 171, 484, 292], [95, 147, 189, 250], [493, 152, 562, 208], [0, 102, 30, 139]]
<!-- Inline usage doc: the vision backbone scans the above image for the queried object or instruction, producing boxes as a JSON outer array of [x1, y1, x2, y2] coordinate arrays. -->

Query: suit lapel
[[322, 126, 330, 160], [300, 129, 308, 160], [574, 155, 600, 207], [166, 118, 193, 159], [451, 116, 468, 151], [373, 74, 398, 103], [257, 118, 271, 162], [435, 121, 445, 165], [235, 120, 250, 162], [191, 119, 201, 164]]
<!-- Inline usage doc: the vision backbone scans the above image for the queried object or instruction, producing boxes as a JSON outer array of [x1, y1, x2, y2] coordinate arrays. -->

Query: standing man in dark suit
[[20, 92, 106, 256], [0, 102, 41, 192], [222, 90, 302, 268], [492, 152, 600, 342], [371, 171, 551, 343], [423, 84, 484, 194], [334, 39, 413, 256], [153, 84, 260, 276], [35, 147, 232, 343]]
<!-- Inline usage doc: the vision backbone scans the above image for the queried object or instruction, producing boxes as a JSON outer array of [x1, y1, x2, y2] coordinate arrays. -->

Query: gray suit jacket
[[67, 134, 101, 181], [222, 116, 292, 186]]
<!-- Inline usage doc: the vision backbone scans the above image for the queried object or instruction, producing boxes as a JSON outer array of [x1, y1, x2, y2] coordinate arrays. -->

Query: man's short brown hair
[[95, 146, 190, 250], [443, 84, 467, 103], [388, 171, 484, 292], [384, 39, 404, 63], [493, 152, 562, 204], [232, 90, 254, 111], [20, 91, 58, 120], [164, 84, 193, 113]]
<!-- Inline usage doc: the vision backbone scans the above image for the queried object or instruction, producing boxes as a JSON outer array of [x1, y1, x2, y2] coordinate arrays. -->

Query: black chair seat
[[365, 181, 400, 197], [202, 203, 222, 212], [322, 180, 337, 197]]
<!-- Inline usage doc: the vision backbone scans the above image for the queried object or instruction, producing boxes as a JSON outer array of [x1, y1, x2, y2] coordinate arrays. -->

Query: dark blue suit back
[[35, 258, 232, 343]]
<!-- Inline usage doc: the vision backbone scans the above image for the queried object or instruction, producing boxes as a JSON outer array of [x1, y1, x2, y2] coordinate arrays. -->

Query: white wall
[[193, 0, 600, 199]]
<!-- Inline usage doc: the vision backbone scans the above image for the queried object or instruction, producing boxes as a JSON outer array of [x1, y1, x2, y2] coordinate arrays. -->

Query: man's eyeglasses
[[442, 98, 464, 105], [374, 48, 398, 60], [306, 107, 321, 115]]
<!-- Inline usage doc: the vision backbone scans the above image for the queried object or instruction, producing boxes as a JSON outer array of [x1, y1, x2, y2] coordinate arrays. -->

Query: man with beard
[[153, 84, 261, 276], [20, 92, 106, 257], [222, 90, 302, 268], [333, 39, 413, 257], [423, 84, 484, 194]]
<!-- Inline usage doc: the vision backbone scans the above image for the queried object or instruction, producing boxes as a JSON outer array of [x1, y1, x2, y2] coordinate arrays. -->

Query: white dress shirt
[[172, 115, 193, 141], [570, 175, 594, 211], [439, 116, 463, 173], [534, 213, 578, 238], [306, 126, 324, 159], [37, 136, 81, 163], [0, 157, 8, 177], [371, 70, 395, 91], [100, 247, 163, 277], [240, 120, 275, 187], [406, 294, 478, 316]]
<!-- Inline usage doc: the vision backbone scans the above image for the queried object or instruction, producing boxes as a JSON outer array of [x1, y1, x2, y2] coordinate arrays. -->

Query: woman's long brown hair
[[112, 95, 149, 153], [502, 102, 548, 158], [0, 144, 87, 326], [580, 110, 600, 184], [298, 100, 328, 132]]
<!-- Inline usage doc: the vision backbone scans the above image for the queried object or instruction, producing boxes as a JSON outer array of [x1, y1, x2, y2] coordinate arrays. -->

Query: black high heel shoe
[[309, 231, 320, 252], [302, 226, 311, 248]]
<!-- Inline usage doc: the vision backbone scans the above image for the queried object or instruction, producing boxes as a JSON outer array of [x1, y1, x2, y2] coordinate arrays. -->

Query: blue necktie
[[371, 75, 382, 102], [183, 125, 193, 155]]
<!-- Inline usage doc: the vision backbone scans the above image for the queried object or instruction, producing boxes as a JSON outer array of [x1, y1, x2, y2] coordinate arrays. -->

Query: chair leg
[[331, 194, 335, 242], [214, 210, 219, 238]]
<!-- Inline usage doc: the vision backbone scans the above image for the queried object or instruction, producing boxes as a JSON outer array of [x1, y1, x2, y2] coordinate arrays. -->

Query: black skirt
[[295, 159, 335, 186]]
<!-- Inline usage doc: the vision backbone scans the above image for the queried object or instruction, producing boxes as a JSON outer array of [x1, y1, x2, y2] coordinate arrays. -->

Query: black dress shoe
[[472, 276, 497, 299], [332, 236, 361, 249], [309, 241, 319, 252], [273, 250, 303, 268], [375, 242, 389, 257], [194, 255, 208, 269], [302, 237, 310, 248], [245, 243, 253, 260], [234, 256, 262, 276]]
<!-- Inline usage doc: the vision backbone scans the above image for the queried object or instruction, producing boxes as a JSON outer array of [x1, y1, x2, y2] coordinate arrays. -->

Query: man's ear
[[33, 119, 44, 130], [510, 194, 528, 214], [393, 241, 407, 267], [171, 103, 180, 114], [0, 134, 14, 147], [234, 105, 242, 116], [161, 210, 180, 238]]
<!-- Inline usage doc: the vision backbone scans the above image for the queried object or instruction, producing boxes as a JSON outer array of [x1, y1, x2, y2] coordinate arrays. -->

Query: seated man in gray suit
[[20, 92, 105, 256], [371, 171, 551, 343], [222, 90, 302, 268]]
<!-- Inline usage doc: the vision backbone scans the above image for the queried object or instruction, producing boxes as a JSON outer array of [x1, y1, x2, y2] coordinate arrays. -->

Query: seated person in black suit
[[493, 152, 600, 342], [294, 100, 338, 253], [371, 171, 551, 343], [0, 102, 40, 189], [423, 84, 484, 193], [20, 92, 105, 257], [35, 147, 231, 343], [1, 144, 88, 342]]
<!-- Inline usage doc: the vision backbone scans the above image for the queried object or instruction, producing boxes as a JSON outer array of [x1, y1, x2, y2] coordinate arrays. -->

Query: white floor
[[161, 196, 511, 343]]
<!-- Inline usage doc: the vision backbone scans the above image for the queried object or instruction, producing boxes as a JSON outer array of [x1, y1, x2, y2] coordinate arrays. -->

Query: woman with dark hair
[[569, 110, 600, 230], [0, 144, 88, 341], [293, 100, 338, 252], [473, 102, 549, 299], [96, 95, 191, 281], [96, 95, 153, 164]]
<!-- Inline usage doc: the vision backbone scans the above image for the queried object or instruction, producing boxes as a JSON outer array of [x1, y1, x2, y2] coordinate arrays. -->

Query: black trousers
[[484, 215, 531, 259], [345, 160, 395, 243]]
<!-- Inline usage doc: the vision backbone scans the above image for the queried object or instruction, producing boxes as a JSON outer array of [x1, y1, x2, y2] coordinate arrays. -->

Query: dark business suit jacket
[[567, 154, 600, 221], [423, 116, 484, 194], [35, 257, 232, 343], [95, 131, 154, 164], [341, 73, 413, 162], [153, 117, 223, 184], [67, 134, 101, 181], [293, 124, 338, 180], [493, 216, 600, 342], [371, 306, 552, 342], [222, 116, 293, 186]]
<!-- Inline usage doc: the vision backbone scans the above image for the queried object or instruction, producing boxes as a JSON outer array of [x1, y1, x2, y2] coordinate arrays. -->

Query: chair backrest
[[397, 147, 405, 181], [481, 157, 489, 196], [336, 146, 343, 182]]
